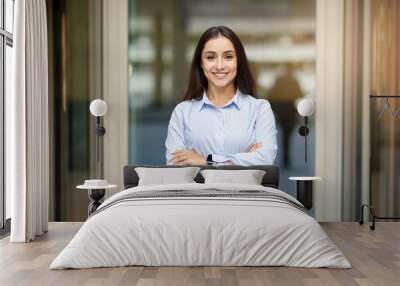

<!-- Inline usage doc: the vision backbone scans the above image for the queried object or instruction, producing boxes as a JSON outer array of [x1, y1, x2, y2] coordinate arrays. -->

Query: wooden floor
[[0, 222, 399, 286]]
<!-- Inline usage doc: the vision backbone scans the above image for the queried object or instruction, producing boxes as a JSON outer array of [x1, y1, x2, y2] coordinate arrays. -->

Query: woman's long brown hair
[[183, 26, 257, 101]]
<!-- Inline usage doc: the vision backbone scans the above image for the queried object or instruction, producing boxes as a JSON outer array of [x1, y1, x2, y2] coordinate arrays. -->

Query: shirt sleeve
[[165, 105, 186, 165], [211, 100, 278, 166]]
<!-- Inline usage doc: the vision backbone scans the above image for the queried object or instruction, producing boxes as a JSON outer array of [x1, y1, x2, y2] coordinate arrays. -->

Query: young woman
[[165, 26, 277, 166]]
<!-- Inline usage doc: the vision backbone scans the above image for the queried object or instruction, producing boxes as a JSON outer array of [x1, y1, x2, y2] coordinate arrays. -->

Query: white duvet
[[50, 183, 351, 269]]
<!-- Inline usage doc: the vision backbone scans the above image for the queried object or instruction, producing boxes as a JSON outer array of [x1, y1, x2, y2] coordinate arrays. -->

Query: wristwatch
[[206, 154, 213, 165]]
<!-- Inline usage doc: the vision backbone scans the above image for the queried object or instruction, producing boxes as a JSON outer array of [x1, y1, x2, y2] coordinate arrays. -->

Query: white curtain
[[8, 0, 49, 242]]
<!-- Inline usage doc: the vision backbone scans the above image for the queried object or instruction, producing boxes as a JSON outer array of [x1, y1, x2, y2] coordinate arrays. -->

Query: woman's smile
[[212, 71, 229, 79]]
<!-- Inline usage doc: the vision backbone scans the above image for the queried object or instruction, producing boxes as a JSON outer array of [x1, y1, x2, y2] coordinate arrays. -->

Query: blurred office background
[[42, 0, 399, 222], [47, 0, 316, 221], [128, 0, 316, 198]]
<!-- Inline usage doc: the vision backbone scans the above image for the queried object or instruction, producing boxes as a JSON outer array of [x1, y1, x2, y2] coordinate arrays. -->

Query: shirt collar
[[198, 89, 242, 111]]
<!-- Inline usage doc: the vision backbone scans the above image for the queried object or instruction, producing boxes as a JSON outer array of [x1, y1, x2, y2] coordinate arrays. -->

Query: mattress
[[50, 183, 351, 269]]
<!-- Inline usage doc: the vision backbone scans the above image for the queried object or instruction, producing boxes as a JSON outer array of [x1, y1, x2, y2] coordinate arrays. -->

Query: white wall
[[315, 0, 344, 221]]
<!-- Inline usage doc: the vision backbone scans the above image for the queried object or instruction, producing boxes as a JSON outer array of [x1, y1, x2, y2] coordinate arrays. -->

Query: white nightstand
[[77, 182, 117, 216], [289, 177, 321, 210]]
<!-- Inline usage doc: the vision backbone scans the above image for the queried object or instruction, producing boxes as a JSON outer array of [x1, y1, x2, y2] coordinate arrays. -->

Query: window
[[1, 0, 14, 232]]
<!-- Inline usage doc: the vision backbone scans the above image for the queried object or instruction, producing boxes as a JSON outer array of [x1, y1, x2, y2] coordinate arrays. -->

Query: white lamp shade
[[297, 98, 315, 117], [90, 99, 107, 117]]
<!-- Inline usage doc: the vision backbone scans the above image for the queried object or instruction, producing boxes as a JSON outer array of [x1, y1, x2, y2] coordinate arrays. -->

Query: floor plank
[[0, 222, 399, 286]]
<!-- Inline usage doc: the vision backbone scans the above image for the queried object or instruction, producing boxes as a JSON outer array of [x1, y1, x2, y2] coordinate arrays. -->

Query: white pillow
[[135, 167, 200, 186], [200, 169, 266, 185]]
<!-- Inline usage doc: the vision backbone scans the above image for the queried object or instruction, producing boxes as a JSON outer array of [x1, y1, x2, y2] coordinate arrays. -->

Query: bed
[[50, 165, 351, 269]]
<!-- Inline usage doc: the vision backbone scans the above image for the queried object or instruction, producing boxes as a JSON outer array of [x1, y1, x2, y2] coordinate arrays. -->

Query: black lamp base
[[298, 116, 310, 162], [298, 125, 309, 136]]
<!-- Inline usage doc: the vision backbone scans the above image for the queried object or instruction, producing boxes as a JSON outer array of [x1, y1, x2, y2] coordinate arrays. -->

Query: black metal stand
[[296, 180, 313, 210], [359, 204, 400, 231], [361, 95, 400, 230], [96, 117, 106, 163], [298, 116, 310, 162], [88, 189, 106, 216]]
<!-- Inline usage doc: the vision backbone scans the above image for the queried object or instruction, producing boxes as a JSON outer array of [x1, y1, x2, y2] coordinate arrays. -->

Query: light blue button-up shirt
[[165, 90, 278, 166]]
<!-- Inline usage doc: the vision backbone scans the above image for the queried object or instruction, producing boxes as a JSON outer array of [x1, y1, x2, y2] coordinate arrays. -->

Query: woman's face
[[201, 36, 237, 90]]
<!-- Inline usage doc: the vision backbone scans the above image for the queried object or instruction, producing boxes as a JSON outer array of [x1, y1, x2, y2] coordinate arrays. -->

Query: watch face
[[207, 154, 212, 162]]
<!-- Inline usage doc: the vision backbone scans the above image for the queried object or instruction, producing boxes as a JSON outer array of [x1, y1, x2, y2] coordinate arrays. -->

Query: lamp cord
[[305, 116, 308, 162], [97, 117, 100, 163]]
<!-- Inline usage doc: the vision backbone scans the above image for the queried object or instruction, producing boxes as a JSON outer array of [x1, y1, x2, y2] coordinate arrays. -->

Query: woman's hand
[[248, 142, 262, 153], [171, 149, 207, 165]]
